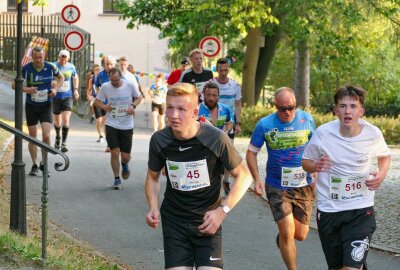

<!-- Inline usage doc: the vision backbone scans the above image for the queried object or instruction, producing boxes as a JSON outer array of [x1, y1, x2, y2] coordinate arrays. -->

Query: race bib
[[59, 81, 70, 92], [329, 174, 369, 201], [110, 105, 129, 118], [281, 166, 308, 187], [166, 159, 210, 191], [31, 90, 48, 102]]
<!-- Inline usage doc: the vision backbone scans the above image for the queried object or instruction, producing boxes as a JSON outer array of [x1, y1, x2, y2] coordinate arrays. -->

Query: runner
[[211, 57, 242, 194], [148, 73, 168, 132], [94, 68, 142, 189], [86, 64, 105, 142], [167, 56, 190, 86], [53, 49, 79, 153], [179, 49, 213, 101], [95, 56, 116, 152], [246, 87, 316, 270], [119, 56, 144, 97], [302, 85, 391, 270], [145, 83, 253, 269], [198, 82, 232, 132], [12, 46, 64, 176]]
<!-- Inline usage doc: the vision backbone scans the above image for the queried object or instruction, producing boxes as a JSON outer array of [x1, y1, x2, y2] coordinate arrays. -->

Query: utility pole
[[10, 0, 27, 234]]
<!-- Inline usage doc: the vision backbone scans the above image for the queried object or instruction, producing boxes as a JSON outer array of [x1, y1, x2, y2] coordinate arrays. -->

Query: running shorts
[[317, 206, 376, 270], [151, 102, 166, 115], [105, 125, 133, 153], [52, 97, 73, 114], [266, 185, 315, 224], [25, 102, 52, 126]]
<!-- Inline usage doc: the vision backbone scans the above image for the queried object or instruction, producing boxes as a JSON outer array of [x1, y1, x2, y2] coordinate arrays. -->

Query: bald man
[[246, 87, 316, 270]]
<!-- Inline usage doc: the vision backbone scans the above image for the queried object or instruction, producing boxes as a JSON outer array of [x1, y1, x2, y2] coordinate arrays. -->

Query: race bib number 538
[[166, 159, 210, 191]]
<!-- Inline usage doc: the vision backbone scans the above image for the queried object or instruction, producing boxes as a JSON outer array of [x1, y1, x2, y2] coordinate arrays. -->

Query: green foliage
[[241, 106, 400, 145]]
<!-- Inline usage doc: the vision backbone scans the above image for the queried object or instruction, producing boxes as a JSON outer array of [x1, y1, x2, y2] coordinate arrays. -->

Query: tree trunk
[[241, 27, 261, 106], [294, 39, 310, 110], [254, 28, 282, 102]]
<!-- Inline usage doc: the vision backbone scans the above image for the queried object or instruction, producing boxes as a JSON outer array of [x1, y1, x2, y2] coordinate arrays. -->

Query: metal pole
[[10, 0, 27, 235], [41, 151, 49, 263], [41, 6, 44, 37]]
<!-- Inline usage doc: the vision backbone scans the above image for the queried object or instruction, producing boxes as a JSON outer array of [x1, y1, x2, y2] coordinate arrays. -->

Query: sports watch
[[220, 204, 231, 214]]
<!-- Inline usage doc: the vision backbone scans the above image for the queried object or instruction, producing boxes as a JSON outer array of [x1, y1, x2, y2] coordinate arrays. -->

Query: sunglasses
[[276, 105, 296, 112]]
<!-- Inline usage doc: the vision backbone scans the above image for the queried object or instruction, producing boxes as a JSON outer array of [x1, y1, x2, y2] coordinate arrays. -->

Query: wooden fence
[[0, 13, 94, 92]]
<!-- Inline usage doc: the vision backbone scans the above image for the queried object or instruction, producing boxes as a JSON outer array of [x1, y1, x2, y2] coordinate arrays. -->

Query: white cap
[[58, 50, 70, 58]]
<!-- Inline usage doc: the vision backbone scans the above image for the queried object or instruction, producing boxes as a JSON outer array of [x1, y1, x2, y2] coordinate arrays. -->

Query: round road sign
[[199, 36, 221, 58], [64, 31, 84, 51], [61, 4, 81, 24]]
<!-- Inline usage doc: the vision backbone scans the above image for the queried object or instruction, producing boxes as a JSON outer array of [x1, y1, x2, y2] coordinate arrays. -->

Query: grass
[[0, 118, 130, 270]]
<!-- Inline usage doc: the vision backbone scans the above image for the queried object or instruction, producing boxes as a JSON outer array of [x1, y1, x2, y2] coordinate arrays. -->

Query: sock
[[62, 126, 69, 144], [115, 176, 120, 180], [54, 125, 61, 139]]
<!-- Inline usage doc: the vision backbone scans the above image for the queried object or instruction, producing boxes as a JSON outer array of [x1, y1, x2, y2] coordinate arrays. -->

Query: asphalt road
[[1, 76, 399, 269]]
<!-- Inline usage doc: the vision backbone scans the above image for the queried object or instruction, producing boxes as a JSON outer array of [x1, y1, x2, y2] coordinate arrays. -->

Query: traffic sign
[[64, 31, 84, 51], [199, 36, 221, 58], [61, 4, 80, 24]]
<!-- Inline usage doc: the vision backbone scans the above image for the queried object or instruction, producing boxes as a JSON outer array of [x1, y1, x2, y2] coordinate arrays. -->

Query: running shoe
[[39, 162, 50, 177], [96, 136, 104, 143], [113, 178, 122, 190], [54, 137, 61, 149], [29, 164, 39, 176], [121, 163, 130, 180], [223, 180, 231, 196], [61, 143, 68, 153]]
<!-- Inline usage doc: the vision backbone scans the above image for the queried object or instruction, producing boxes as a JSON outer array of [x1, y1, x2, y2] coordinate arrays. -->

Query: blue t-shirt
[[22, 61, 60, 106], [198, 102, 231, 130], [54, 62, 77, 99], [95, 70, 110, 88], [249, 109, 315, 189]]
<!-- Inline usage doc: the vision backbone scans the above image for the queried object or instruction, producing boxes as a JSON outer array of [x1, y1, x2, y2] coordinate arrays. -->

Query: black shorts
[[93, 105, 106, 119], [266, 185, 315, 224], [317, 206, 376, 270], [105, 125, 133, 153], [52, 97, 73, 114], [228, 128, 235, 139], [161, 214, 223, 269], [151, 102, 166, 115], [25, 102, 52, 126]]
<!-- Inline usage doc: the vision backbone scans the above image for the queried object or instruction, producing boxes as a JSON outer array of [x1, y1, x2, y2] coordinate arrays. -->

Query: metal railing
[[0, 120, 69, 262]]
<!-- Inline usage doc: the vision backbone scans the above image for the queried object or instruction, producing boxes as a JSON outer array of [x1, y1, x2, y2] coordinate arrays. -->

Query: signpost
[[199, 36, 221, 58]]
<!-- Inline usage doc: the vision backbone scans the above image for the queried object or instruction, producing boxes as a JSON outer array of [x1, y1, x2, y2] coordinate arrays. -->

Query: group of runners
[[14, 46, 391, 270]]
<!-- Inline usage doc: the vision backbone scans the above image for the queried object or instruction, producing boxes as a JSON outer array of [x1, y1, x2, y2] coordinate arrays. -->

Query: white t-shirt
[[210, 78, 241, 119], [96, 80, 141, 130], [122, 71, 140, 89], [302, 119, 391, 212]]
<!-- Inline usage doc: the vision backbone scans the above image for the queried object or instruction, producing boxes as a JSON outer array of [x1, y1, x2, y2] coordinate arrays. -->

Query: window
[[103, 0, 119, 13], [7, 0, 28, 12]]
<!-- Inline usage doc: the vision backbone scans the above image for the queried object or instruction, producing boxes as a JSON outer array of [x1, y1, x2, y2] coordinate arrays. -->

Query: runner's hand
[[254, 179, 265, 196], [198, 208, 226, 235], [365, 172, 384, 190], [235, 124, 241, 134], [24, 86, 37, 94], [73, 90, 80, 101], [103, 104, 113, 112], [146, 209, 160, 229], [316, 155, 332, 172], [49, 89, 57, 98]]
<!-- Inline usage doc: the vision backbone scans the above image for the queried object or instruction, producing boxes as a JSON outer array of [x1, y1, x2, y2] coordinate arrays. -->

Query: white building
[[1, 0, 170, 86]]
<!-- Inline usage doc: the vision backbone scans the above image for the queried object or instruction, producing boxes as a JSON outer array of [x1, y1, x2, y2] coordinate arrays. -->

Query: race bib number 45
[[329, 174, 369, 201], [166, 159, 210, 191]]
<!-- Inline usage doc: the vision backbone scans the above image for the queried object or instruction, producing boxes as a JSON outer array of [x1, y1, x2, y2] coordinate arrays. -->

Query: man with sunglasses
[[211, 57, 242, 195], [246, 87, 316, 270], [52, 50, 79, 153]]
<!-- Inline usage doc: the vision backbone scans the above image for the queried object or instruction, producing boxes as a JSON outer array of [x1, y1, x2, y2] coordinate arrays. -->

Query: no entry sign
[[64, 31, 84, 51], [199, 36, 221, 58]]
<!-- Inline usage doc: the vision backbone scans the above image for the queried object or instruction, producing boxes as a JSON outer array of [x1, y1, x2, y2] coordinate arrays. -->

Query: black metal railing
[[0, 120, 69, 262]]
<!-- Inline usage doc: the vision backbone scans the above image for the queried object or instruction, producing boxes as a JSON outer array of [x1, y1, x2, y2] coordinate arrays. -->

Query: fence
[[0, 13, 94, 93]]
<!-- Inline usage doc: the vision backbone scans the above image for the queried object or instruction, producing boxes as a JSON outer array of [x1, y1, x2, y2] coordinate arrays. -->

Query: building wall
[[2, 0, 170, 86]]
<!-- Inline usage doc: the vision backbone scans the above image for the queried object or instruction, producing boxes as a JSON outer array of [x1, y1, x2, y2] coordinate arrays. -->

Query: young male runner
[[302, 85, 391, 270], [145, 83, 253, 269]]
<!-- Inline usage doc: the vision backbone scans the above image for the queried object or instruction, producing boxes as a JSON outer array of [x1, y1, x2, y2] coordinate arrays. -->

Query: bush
[[241, 105, 400, 145]]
